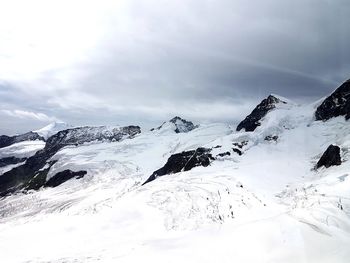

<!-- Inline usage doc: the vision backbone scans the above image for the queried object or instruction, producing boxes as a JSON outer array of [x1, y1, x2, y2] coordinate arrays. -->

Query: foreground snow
[[0, 103, 350, 262]]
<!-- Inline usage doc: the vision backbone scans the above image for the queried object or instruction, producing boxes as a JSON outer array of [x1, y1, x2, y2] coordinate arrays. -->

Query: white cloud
[[1, 109, 57, 122]]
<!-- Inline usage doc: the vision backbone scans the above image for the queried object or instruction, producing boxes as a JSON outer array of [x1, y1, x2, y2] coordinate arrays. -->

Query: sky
[[0, 0, 349, 135]]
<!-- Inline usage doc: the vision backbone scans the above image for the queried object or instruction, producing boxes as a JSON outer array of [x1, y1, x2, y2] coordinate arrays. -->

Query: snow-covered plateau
[[1, 81, 350, 262]]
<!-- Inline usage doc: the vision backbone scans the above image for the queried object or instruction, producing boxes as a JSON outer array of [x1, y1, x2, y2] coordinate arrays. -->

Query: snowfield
[[0, 100, 350, 262], [0, 141, 45, 176], [0, 140, 45, 159]]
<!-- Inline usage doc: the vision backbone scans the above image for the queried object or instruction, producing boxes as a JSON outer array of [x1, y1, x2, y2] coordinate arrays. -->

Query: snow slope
[[0, 101, 349, 262], [0, 140, 45, 159], [0, 141, 46, 176]]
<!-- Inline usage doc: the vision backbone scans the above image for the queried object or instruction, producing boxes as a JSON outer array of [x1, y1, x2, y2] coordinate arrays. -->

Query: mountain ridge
[[1, 79, 350, 262]]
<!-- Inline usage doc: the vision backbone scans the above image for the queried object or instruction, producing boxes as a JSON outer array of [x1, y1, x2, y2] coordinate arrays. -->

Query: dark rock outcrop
[[232, 140, 248, 156], [217, 152, 231, 157], [315, 79, 350, 121], [237, 95, 286, 132], [45, 170, 87, 188], [142, 147, 214, 185], [316, 145, 341, 169], [232, 141, 248, 149], [232, 148, 242, 156], [24, 161, 57, 191], [0, 156, 26, 168], [0, 125, 141, 196], [0, 132, 44, 149], [151, 116, 198, 133], [24, 164, 86, 190], [0, 136, 13, 149], [265, 135, 279, 142]]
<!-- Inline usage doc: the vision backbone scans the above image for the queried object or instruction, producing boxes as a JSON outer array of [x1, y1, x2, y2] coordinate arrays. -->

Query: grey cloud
[[0, 0, 349, 134]]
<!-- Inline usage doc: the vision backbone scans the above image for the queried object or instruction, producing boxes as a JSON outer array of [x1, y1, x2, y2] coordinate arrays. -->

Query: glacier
[[0, 82, 350, 262]]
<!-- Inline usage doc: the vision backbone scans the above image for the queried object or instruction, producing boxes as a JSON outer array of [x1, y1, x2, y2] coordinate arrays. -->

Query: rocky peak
[[315, 79, 350, 121], [169, 116, 197, 133], [151, 116, 198, 133], [236, 95, 286, 132]]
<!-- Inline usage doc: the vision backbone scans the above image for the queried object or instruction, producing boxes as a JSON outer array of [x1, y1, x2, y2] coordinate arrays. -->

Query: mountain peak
[[267, 94, 280, 101], [34, 121, 72, 139], [315, 79, 350, 121], [151, 116, 198, 133], [170, 116, 198, 133], [169, 116, 184, 123], [237, 94, 288, 132]]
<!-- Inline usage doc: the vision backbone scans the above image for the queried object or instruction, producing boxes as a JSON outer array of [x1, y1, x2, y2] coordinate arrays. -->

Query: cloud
[[0, 0, 349, 134], [1, 109, 57, 122]]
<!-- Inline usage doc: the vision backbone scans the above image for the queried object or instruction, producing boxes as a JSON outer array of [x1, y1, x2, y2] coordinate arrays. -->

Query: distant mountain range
[[0, 79, 350, 262]]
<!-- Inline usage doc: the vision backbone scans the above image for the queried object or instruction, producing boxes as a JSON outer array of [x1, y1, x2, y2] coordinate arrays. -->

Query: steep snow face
[[34, 121, 72, 139], [0, 100, 350, 262], [151, 116, 198, 134]]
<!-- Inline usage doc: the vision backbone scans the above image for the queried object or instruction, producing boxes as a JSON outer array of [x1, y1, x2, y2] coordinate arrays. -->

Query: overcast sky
[[0, 0, 349, 135]]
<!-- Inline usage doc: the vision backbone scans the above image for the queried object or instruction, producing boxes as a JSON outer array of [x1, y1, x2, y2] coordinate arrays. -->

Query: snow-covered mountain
[[34, 121, 72, 139], [0, 125, 141, 195], [0, 121, 71, 151], [151, 116, 198, 133], [0, 80, 350, 262]]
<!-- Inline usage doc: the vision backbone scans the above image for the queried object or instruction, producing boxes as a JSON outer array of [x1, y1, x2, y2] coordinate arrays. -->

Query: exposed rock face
[[316, 145, 341, 169], [0, 125, 141, 196], [45, 125, 141, 150], [0, 156, 26, 168], [232, 148, 242, 156], [169, 117, 197, 133], [0, 136, 13, 149], [265, 135, 279, 142], [233, 141, 248, 149], [151, 116, 198, 133], [217, 152, 231, 157], [23, 161, 57, 191], [232, 141, 248, 156], [237, 95, 286, 132], [142, 148, 214, 185], [45, 170, 87, 188], [0, 132, 44, 149], [315, 80, 350, 121], [24, 165, 86, 190]]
